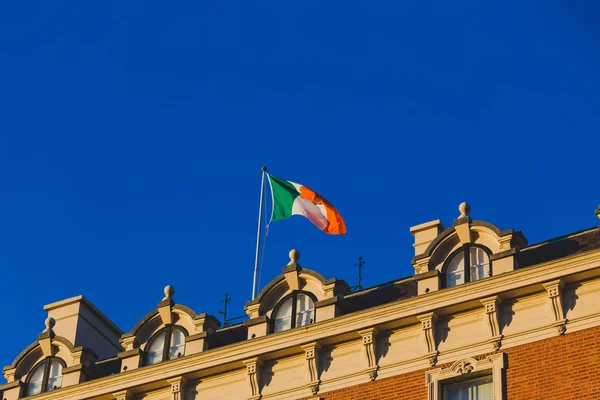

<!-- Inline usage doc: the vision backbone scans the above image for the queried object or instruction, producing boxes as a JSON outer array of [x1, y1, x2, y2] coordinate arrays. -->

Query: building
[[2, 203, 600, 400]]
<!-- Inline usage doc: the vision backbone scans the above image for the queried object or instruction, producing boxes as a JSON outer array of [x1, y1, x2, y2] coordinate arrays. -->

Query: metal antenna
[[353, 256, 365, 292], [219, 293, 232, 327]]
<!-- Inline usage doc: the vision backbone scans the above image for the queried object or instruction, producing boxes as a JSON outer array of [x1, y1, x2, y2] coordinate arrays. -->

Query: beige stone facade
[[2, 204, 600, 400]]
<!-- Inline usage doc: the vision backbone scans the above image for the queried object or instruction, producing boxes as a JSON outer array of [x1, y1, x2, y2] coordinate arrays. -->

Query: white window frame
[[426, 353, 505, 400]]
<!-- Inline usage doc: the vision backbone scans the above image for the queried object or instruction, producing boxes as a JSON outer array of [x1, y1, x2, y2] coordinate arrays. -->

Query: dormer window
[[273, 292, 315, 333], [446, 245, 491, 288], [146, 326, 186, 365], [26, 358, 64, 396]]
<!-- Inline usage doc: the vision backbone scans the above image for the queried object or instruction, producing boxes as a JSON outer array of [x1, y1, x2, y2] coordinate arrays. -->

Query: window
[[426, 354, 505, 400], [273, 292, 315, 333], [442, 375, 493, 400], [446, 245, 491, 288], [146, 326, 186, 365], [26, 358, 64, 396]]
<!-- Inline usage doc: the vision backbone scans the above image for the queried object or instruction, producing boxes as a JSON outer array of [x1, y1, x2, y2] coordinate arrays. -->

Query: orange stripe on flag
[[299, 186, 347, 235]]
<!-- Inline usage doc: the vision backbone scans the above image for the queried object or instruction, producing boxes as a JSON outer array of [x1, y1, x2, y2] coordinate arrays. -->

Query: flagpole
[[252, 166, 267, 300]]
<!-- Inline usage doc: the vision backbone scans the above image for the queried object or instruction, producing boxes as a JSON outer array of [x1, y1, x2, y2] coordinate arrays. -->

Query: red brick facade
[[304, 325, 600, 400]]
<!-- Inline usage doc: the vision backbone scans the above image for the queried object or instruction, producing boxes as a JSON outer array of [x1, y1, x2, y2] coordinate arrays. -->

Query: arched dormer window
[[26, 358, 64, 396], [445, 245, 491, 288], [272, 291, 316, 333], [145, 326, 187, 365]]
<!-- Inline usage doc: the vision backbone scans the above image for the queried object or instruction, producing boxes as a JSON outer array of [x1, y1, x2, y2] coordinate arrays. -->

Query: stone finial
[[595, 205, 600, 221], [43, 317, 56, 333], [288, 249, 300, 264], [459, 202, 471, 218], [163, 285, 175, 301]]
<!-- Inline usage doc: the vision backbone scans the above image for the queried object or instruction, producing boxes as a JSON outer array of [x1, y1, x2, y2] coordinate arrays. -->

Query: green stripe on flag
[[268, 175, 299, 222]]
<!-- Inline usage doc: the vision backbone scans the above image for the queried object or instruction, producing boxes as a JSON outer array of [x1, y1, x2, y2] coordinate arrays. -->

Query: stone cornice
[[11, 248, 600, 400]]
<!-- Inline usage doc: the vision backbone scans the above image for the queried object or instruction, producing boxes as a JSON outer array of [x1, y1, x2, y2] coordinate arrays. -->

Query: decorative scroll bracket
[[301, 342, 322, 395], [112, 390, 132, 400], [358, 327, 379, 381], [167, 376, 187, 400], [480, 296, 503, 350], [417, 312, 439, 366], [542, 280, 567, 335], [242, 357, 263, 400]]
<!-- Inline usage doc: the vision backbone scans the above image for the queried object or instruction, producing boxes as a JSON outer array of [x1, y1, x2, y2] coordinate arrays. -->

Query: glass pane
[[295, 293, 315, 327], [470, 247, 490, 282], [168, 329, 186, 360], [447, 252, 465, 287], [442, 375, 493, 400], [147, 331, 166, 365], [27, 363, 46, 396], [47, 361, 63, 391], [274, 298, 293, 332]]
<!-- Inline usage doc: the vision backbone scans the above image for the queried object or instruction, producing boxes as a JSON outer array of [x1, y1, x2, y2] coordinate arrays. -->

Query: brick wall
[[302, 325, 600, 400], [504, 326, 600, 399]]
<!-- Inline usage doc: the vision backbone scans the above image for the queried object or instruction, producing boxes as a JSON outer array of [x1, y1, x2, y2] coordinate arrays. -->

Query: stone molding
[[426, 353, 506, 400]]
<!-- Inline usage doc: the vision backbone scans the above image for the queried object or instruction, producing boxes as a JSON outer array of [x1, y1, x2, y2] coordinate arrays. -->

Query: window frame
[[443, 244, 492, 288], [144, 325, 188, 365], [271, 290, 317, 333], [25, 357, 65, 396], [426, 353, 505, 400], [442, 374, 494, 399]]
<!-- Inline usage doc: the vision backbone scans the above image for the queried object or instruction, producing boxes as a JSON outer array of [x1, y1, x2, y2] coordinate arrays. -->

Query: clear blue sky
[[1, 1, 599, 366]]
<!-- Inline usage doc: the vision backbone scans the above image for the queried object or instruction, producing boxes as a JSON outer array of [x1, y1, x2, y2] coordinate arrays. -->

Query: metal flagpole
[[252, 166, 267, 300]]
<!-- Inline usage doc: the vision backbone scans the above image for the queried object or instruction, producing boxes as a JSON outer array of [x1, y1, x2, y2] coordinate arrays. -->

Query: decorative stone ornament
[[454, 202, 472, 244], [158, 285, 176, 325], [43, 317, 56, 333], [163, 285, 176, 301], [167, 376, 187, 400], [542, 280, 567, 335], [243, 357, 262, 400], [480, 296, 503, 350], [458, 202, 471, 218], [417, 312, 438, 366], [284, 249, 302, 291], [358, 327, 379, 381], [452, 360, 474, 374], [289, 249, 300, 264], [38, 317, 56, 358], [301, 342, 321, 395]]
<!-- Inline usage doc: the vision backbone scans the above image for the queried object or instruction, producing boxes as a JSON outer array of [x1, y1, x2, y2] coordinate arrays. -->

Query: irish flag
[[267, 174, 346, 235]]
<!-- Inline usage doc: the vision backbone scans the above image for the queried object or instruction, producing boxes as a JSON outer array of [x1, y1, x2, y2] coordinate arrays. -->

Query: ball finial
[[459, 202, 471, 218], [289, 249, 300, 263], [163, 285, 175, 300], [44, 317, 55, 333]]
